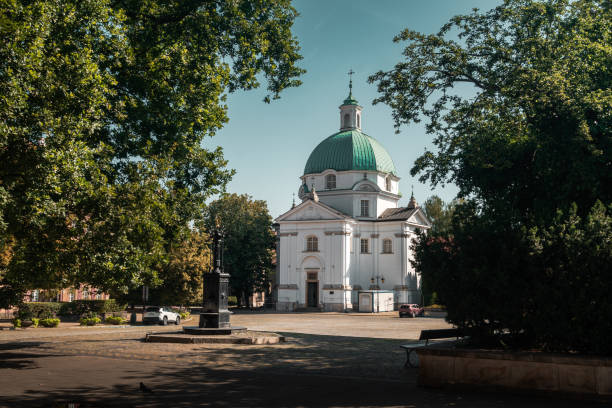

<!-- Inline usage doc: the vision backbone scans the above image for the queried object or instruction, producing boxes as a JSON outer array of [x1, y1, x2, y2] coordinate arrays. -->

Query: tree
[[420, 195, 456, 305], [152, 230, 211, 307], [372, 0, 612, 353], [422, 195, 456, 234], [202, 194, 275, 306], [0, 0, 304, 302], [369, 0, 611, 221]]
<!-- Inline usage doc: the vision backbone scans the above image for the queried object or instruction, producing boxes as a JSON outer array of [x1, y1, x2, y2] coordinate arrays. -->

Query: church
[[273, 82, 430, 312]]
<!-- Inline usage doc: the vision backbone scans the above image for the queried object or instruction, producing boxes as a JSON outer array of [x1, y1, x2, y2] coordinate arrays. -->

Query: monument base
[[146, 330, 284, 344], [183, 326, 247, 335], [199, 311, 231, 329]]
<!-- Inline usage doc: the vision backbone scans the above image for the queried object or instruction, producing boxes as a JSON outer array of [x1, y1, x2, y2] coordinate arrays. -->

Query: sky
[[208, 0, 500, 218]]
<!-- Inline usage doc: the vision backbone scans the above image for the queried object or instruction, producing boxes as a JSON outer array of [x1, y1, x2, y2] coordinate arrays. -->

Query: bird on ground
[[139, 382, 153, 393]]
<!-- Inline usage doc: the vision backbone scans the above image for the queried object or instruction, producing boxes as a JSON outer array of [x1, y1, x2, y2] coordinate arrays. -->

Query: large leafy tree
[[371, 0, 612, 353], [0, 0, 303, 302], [202, 194, 275, 306], [370, 0, 610, 220]]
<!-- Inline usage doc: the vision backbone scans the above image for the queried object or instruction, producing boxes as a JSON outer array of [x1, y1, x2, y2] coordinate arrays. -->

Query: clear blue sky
[[208, 0, 499, 218]]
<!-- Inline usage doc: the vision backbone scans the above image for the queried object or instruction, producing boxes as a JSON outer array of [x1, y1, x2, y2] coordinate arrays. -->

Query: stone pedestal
[[199, 271, 231, 329]]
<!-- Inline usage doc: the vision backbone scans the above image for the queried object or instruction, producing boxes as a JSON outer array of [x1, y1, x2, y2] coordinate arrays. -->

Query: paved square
[[0, 312, 608, 407]]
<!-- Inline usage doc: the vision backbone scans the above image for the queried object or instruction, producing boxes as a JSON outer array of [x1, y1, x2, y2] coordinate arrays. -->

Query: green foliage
[[0, 280, 24, 310], [179, 311, 191, 320], [376, 0, 612, 354], [228, 296, 238, 307], [31, 318, 39, 328], [104, 316, 127, 325], [57, 299, 124, 317], [0, 0, 303, 297], [12, 318, 21, 328], [17, 302, 61, 320], [370, 0, 611, 220], [39, 318, 60, 327], [149, 231, 210, 306], [202, 194, 275, 305], [422, 196, 457, 234], [413, 201, 612, 353], [79, 316, 101, 326]]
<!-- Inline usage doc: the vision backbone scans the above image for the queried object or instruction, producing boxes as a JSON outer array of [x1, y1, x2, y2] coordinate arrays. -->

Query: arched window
[[306, 236, 318, 252], [382, 238, 393, 254], [357, 114, 360, 128], [343, 113, 350, 128], [326, 174, 336, 189], [385, 176, 391, 191]]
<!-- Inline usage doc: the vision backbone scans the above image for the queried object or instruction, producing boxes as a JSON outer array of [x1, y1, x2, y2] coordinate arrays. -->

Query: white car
[[143, 306, 181, 325]]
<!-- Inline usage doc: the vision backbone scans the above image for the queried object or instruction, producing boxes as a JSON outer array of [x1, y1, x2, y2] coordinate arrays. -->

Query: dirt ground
[[0, 312, 608, 407]]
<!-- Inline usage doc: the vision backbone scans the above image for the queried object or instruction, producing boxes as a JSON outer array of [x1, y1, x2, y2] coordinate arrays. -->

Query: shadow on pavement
[[0, 332, 610, 407]]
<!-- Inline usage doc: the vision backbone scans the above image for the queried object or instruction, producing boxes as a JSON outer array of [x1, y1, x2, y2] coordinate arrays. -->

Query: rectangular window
[[307, 271, 318, 281], [383, 239, 393, 254], [360, 238, 369, 254], [360, 200, 369, 217], [306, 236, 318, 252]]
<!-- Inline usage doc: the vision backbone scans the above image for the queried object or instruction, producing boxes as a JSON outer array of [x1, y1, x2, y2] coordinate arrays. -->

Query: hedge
[[40, 318, 60, 327], [17, 302, 62, 320], [58, 299, 125, 317], [79, 316, 101, 326], [104, 316, 127, 325]]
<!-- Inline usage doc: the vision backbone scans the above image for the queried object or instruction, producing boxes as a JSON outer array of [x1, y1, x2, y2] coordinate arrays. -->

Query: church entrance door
[[307, 282, 318, 307], [305, 270, 319, 308]]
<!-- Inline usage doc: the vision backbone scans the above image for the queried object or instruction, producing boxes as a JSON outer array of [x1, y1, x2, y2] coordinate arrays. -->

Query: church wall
[[376, 195, 398, 217], [318, 195, 353, 217], [352, 192, 379, 219], [277, 220, 352, 311]]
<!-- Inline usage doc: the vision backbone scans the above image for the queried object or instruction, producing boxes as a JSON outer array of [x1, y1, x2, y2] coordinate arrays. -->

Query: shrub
[[39, 318, 60, 327], [17, 302, 61, 320], [104, 316, 127, 325], [228, 296, 238, 306], [12, 318, 21, 328], [414, 201, 612, 354], [179, 311, 190, 320], [31, 318, 39, 328], [58, 299, 125, 317], [79, 317, 101, 326]]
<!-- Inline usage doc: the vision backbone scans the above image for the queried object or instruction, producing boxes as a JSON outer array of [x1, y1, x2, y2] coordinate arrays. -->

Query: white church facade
[[273, 85, 430, 312]]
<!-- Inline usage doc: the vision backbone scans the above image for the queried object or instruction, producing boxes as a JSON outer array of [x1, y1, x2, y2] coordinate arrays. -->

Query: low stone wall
[[422, 308, 447, 318], [418, 347, 612, 396]]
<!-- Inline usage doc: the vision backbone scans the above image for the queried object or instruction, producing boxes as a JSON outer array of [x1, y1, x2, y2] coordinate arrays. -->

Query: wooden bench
[[400, 328, 464, 368]]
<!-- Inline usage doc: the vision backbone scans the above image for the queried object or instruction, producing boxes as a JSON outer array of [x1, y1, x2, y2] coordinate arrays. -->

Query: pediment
[[408, 209, 431, 227], [275, 200, 349, 222]]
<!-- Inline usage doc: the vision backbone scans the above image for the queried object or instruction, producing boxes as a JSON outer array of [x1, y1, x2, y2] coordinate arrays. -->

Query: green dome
[[304, 130, 397, 176]]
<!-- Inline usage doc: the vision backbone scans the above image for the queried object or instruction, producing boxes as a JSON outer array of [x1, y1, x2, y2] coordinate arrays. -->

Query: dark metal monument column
[[184, 219, 245, 336], [199, 226, 230, 328]]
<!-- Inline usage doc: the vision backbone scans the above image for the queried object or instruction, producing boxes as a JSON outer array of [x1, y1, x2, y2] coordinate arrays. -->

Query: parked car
[[399, 304, 423, 318], [143, 306, 181, 325]]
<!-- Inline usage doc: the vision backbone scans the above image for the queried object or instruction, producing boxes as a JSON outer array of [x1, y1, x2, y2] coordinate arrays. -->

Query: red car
[[399, 304, 423, 318]]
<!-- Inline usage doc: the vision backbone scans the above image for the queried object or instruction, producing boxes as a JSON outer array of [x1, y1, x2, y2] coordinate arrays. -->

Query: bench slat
[[418, 328, 462, 340]]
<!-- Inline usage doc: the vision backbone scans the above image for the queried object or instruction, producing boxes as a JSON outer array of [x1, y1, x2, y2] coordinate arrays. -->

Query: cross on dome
[[340, 69, 361, 130]]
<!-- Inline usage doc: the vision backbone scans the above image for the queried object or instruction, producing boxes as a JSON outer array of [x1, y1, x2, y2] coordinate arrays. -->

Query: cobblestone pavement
[[0, 312, 608, 407]]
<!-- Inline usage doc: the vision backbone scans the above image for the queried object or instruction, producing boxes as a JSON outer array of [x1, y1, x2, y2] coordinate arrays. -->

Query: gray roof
[[377, 206, 419, 221]]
